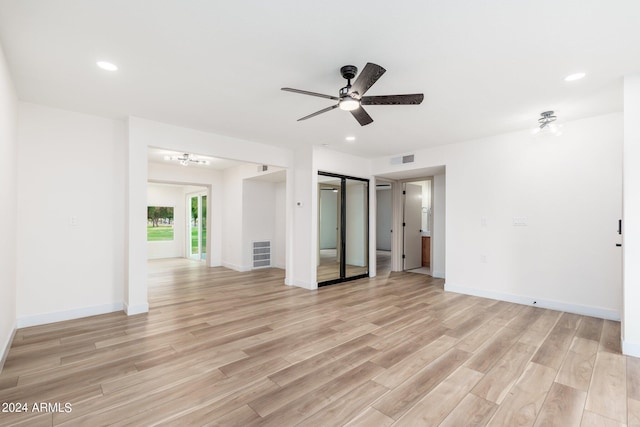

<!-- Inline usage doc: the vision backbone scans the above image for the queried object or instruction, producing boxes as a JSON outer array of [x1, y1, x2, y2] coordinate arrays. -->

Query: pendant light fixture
[[163, 153, 210, 166], [532, 110, 562, 135]]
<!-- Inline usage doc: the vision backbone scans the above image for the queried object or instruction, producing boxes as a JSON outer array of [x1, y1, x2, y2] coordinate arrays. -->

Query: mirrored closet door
[[317, 172, 369, 287]]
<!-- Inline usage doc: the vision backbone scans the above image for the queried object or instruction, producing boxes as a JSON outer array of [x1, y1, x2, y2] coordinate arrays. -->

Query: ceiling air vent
[[257, 165, 269, 172]]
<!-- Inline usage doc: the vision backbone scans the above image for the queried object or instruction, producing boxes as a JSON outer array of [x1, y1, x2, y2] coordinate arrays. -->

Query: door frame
[[317, 171, 370, 287], [395, 177, 434, 272], [186, 190, 208, 261], [402, 182, 424, 270]]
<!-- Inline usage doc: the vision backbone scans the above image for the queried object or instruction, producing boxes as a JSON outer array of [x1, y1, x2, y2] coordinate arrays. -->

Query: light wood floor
[[1, 258, 638, 426]]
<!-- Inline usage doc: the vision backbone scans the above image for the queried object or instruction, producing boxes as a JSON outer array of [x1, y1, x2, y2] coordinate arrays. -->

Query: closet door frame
[[318, 171, 369, 287]]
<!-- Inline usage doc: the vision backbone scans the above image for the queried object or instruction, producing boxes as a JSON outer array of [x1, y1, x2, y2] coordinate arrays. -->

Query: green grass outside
[[147, 225, 206, 255], [191, 227, 207, 254], [147, 226, 174, 241]]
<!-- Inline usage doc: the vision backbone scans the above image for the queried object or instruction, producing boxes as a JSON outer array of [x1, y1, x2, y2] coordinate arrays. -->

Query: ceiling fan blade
[[297, 104, 339, 121], [350, 63, 386, 97], [351, 106, 374, 126], [282, 87, 339, 101], [361, 94, 424, 105]]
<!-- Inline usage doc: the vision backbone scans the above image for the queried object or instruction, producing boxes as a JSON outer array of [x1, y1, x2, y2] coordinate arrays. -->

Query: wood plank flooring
[[0, 258, 637, 426]]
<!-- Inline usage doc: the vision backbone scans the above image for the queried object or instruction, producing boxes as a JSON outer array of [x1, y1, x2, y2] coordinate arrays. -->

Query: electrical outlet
[[480, 254, 487, 263]]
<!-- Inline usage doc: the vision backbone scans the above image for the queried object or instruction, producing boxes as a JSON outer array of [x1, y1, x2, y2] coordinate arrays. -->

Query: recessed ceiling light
[[97, 61, 118, 71], [564, 72, 585, 82], [345, 136, 356, 142]]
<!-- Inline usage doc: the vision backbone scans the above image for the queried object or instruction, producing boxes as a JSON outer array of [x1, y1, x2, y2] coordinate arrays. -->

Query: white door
[[403, 183, 422, 270]]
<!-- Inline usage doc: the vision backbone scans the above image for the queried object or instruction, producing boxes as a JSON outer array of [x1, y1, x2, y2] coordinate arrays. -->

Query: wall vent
[[252, 241, 271, 268], [257, 164, 269, 172], [390, 154, 415, 165]]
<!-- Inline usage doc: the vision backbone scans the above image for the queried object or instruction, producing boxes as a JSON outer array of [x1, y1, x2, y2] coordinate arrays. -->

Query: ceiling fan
[[281, 62, 424, 126]]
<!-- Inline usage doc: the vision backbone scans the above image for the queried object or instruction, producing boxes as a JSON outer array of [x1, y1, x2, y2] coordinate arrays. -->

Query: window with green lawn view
[[147, 206, 174, 241]]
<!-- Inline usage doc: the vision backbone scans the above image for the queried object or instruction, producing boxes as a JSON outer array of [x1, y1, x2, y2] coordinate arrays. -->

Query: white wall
[[221, 164, 286, 271], [376, 188, 392, 251], [274, 181, 286, 269], [372, 113, 623, 320], [146, 184, 186, 259], [221, 165, 246, 270], [243, 179, 276, 269], [16, 103, 126, 326], [0, 42, 18, 370], [432, 174, 446, 278], [290, 146, 315, 288], [623, 74, 640, 356]]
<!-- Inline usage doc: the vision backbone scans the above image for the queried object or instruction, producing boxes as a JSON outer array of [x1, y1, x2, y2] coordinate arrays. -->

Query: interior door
[[403, 183, 422, 270], [344, 178, 368, 278]]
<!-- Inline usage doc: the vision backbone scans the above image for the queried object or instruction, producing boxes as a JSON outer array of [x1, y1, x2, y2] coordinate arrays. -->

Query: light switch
[[512, 217, 527, 226]]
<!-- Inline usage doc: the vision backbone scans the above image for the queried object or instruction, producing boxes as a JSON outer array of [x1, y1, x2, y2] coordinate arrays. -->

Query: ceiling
[[1, 1, 638, 158]]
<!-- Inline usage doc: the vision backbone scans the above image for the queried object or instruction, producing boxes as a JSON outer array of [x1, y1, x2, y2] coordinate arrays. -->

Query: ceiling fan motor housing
[[340, 65, 358, 81]]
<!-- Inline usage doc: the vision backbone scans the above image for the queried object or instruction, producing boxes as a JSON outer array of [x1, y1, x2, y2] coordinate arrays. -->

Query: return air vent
[[390, 154, 415, 165], [257, 165, 269, 172], [252, 241, 271, 268]]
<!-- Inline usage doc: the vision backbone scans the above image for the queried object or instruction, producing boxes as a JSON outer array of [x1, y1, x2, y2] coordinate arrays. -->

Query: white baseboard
[[0, 321, 17, 375], [291, 279, 317, 290], [444, 283, 620, 321], [222, 262, 251, 272], [623, 340, 640, 358], [432, 270, 445, 279], [124, 302, 149, 316], [16, 303, 125, 329]]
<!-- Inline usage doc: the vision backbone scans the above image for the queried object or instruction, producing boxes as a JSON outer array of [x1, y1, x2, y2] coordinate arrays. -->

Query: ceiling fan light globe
[[339, 98, 360, 111]]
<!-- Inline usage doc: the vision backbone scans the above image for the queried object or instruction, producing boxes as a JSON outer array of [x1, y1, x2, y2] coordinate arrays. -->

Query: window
[[147, 206, 174, 241]]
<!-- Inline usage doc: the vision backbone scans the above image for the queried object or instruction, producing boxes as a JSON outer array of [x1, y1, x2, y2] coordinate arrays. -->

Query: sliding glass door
[[188, 193, 207, 261], [317, 172, 369, 286]]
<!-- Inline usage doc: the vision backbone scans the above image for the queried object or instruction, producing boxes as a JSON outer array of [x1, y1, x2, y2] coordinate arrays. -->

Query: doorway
[[403, 179, 433, 274], [317, 172, 369, 286], [376, 182, 393, 275], [188, 192, 207, 261]]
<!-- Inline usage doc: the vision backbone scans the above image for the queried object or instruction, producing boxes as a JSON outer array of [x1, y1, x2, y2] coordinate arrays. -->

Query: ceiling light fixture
[[564, 72, 586, 82], [96, 61, 118, 71], [532, 110, 562, 135], [345, 136, 356, 142], [339, 97, 360, 111], [338, 85, 361, 111], [163, 153, 209, 166]]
